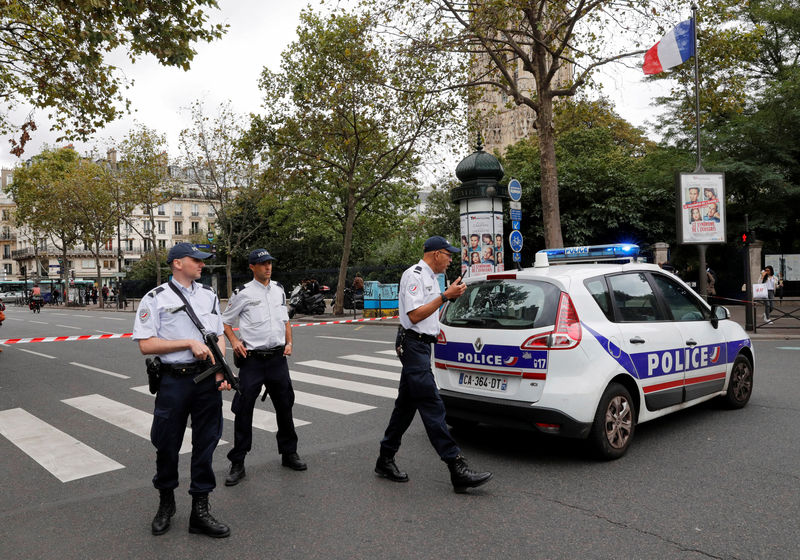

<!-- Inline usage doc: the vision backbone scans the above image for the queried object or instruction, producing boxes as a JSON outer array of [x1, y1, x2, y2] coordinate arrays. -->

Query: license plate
[[458, 372, 508, 392]]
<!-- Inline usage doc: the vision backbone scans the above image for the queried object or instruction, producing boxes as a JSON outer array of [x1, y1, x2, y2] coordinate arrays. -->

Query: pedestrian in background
[[222, 248, 306, 487], [760, 265, 777, 323], [133, 242, 232, 538], [375, 235, 493, 493]]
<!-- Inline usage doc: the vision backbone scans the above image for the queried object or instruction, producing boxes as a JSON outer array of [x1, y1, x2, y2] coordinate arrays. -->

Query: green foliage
[[1, 0, 227, 152]]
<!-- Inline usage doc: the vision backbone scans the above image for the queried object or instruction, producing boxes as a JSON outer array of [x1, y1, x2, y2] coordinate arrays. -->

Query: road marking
[[129, 386, 313, 429], [294, 391, 374, 414], [29, 320, 48, 324], [296, 360, 400, 381], [290, 370, 397, 399], [5, 317, 23, 321], [14, 347, 57, 359], [0, 408, 124, 482], [316, 335, 393, 344], [62, 394, 218, 453], [376, 349, 398, 356], [69, 362, 130, 379], [71, 314, 94, 318], [100, 317, 125, 321], [94, 330, 115, 334], [776, 347, 800, 350], [56, 324, 82, 330], [339, 354, 401, 368]]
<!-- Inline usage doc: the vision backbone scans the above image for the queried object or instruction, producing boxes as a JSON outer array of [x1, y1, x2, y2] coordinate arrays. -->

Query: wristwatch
[[440, 293, 448, 304]]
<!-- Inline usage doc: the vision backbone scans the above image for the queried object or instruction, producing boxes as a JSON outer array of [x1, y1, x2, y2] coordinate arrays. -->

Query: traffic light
[[211, 244, 217, 258], [741, 232, 749, 244]]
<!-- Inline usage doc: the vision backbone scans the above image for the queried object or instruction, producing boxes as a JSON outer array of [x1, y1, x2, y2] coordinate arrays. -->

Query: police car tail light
[[437, 330, 446, 344], [520, 292, 581, 350]]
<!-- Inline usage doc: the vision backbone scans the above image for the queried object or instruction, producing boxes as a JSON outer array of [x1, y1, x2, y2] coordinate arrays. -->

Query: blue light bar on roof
[[537, 244, 640, 262]]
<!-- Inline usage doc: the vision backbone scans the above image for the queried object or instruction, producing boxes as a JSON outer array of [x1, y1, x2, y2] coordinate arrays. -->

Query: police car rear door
[[649, 272, 728, 401], [605, 272, 687, 411]]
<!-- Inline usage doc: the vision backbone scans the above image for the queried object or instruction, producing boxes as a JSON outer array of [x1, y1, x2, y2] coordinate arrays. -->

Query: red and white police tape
[[0, 315, 399, 346]]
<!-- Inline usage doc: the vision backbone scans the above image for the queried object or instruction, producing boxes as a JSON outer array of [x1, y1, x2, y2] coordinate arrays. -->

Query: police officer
[[222, 248, 306, 487], [133, 242, 231, 538], [376, 236, 493, 493]]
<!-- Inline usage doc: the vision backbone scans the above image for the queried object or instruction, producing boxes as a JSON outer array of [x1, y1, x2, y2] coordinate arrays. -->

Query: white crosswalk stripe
[[338, 354, 401, 368], [0, 408, 124, 482], [294, 391, 374, 414], [295, 360, 400, 381], [376, 349, 399, 356], [290, 370, 397, 399]]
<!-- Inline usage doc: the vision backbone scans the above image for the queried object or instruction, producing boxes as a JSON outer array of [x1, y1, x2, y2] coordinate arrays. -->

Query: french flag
[[643, 19, 695, 75]]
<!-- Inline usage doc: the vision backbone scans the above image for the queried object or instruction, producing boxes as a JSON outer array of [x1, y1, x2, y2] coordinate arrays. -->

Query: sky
[[0, 0, 667, 171]]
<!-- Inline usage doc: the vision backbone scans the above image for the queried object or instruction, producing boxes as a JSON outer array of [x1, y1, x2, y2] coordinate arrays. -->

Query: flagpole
[[692, 3, 703, 173]]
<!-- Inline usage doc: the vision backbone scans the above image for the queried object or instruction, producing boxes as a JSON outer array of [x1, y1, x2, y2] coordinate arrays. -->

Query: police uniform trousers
[[227, 353, 298, 463], [380, 335, 460, 461], [151, 371, 223, 495]]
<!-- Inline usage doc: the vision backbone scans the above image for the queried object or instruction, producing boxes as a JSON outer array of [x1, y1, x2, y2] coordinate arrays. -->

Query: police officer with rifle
[[133, 243, 234, 538]]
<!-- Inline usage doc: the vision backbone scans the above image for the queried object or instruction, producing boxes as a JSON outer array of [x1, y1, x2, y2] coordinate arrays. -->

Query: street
[[1, 306, 798, 559]]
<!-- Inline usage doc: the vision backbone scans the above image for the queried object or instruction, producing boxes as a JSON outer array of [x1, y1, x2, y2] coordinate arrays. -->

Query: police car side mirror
[[709, 304, 729, 329]]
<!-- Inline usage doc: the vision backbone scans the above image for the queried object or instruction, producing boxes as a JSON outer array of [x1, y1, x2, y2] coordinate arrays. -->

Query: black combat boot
[[446, 455, 493, 493], [151, 489, 176, 536], [225, 462, 246, 486], [189, 494, 230, 538], [374, 454, 409, 482]]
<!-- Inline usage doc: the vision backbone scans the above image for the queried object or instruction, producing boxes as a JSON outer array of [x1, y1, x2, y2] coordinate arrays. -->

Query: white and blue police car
[[435, 244, 754, 459]]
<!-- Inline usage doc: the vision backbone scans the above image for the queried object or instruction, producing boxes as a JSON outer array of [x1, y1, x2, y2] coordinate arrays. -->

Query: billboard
[[677, 172, 726, 244]]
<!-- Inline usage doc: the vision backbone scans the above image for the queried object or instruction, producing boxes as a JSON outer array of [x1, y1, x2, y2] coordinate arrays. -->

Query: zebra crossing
[[0, 347, 402, 483]]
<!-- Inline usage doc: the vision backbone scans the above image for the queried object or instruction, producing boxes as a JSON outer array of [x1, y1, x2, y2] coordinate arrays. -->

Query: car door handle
[[685, 339, 698, 346], [629, 336, 646, 344]]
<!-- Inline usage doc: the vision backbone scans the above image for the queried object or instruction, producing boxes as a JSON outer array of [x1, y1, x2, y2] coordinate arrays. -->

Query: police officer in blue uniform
[[376, 236, 493, 493], [133, 243, 232, 538], [222, 248, 306, 487]]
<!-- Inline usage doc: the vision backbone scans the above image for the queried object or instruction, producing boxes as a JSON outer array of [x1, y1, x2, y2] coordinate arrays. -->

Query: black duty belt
[[402, 329, 437, 344], [248, 347, 285, 359], [160, 361, 211, 376]]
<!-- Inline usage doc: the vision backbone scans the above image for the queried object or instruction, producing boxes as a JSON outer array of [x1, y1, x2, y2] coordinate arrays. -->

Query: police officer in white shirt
[[375, 236, 493, 493], [222, 249, 306, 487], [133, 242, 231, 538]]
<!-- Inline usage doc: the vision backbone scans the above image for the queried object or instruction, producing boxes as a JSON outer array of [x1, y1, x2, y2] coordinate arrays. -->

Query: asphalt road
[[0, 306, 798, 559]]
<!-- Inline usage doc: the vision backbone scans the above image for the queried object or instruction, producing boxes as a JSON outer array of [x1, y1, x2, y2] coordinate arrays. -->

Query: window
[[207, 206, 215, 217], [584, 277, 614, 321], [652, 274, 709, 321], [174, 221, 183, 235], [3, 245, 9, 259], [143, 220, 152, 234], [144, 238, 152, 251], [126, 239, 134, 251], [190, 221, 199, 234], [607, 273, 665, 322], [3, 264, 11, 275], [157, 204, 166, 216], [1, 209, 10, 220], [158, 239, 166, 249], [104, 239, 113, 251], [174, 204, 183, 216], [441, 279, 560, 329], [103, 260, 115, 270], [192, 204, 199, 217], [157, 221, 166, 234]]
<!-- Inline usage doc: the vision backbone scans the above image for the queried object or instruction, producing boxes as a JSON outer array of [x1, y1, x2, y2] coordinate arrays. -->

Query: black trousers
[[151, 372, 222, 495], [227, 354, 298, 464], [380, 335, 460, 461]]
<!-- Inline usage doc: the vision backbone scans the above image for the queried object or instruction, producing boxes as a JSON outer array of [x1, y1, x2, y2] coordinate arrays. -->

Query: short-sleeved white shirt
[[221, 279, 289, 350], [399, 259, 441, 336], [132, 278, 223, 364]]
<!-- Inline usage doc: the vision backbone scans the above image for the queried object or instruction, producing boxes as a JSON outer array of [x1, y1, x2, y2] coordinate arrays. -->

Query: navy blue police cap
[[423, 236, 459, 253], [249, 249, 276, 264], [167, 242, 212, 263]]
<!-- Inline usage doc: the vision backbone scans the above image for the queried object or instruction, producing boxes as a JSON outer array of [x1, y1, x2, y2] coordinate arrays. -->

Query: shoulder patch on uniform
[[202, 284, 216, 294], [232, 284, 246, 295], [146, 286, 165, 298], [273, 281, 283, 289], [413, 266, 422, 274]]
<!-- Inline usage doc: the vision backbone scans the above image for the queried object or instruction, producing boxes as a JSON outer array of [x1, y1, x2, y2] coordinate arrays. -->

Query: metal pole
[[744, 214, 754, 331], [698, 244, 707, 297], [691, 4, 703, 173]]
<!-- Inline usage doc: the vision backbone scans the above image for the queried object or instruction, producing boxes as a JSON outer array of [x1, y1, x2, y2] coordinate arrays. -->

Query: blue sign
[[194, 244, 211, 249], [509, 230, 523, 253], [512, 220, 520, 231], [508, 179, 522, 202], [512, 252, 521, 262], [510, 209, 522, 221]]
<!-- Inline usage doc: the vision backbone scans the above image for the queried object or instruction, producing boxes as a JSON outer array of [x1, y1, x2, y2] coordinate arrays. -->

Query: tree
[[179, 100, 265, 296], [67, 160, 119, 307], [4, 146, 83, 301], [245, 8, 459, 314], [369, 0, 696, 248], [117, 125, 174, 285], [1, 0, 226, 154]]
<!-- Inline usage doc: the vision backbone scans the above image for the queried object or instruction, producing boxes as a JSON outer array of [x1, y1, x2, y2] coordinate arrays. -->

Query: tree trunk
[[226, 252, 233, 297], [62, 246, 69, 304], [536, 94, 563, 249], [333, 191, 357, 315]]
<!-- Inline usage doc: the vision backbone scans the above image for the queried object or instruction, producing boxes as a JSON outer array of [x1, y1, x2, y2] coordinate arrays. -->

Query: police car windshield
[[441, 279, 559, 329]]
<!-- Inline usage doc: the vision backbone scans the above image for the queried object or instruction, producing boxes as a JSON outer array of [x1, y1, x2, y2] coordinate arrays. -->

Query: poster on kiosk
[[677, 172, 726, 244], [460, 198, 504, 276]]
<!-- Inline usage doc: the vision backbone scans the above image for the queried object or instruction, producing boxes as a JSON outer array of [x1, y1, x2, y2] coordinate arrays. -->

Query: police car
[[435, 244, 754, 459]]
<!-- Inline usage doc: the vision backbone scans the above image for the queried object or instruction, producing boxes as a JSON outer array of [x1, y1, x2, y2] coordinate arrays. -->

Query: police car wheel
[[589, 383, 636, 460], [723, 355, 753, 409]]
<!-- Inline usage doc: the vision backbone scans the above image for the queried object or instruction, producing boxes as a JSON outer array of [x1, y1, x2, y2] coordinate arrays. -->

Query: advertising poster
[[677, 172, 726, 244], [459, 198, 504, 276]]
